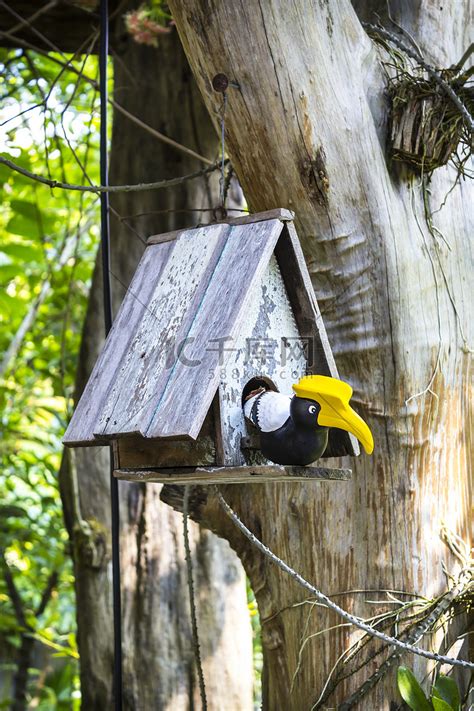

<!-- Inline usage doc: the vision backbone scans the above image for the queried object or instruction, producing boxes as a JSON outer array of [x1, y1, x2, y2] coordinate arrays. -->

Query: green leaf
[[397, 667, 432, 711], [6, 213, 40, 239], [1, 242, 43, 263], [432, 698, 453, 711], [0, 290, 23, 317], [10, 199, 39, 222], [0, 264, 20, 282], [0, 505, 27, 518], [432, 676, 460, 711], [0, 151, 32, 171]]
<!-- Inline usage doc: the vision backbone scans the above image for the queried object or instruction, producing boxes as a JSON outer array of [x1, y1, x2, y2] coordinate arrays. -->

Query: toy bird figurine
[[243, 375, 374, 466]]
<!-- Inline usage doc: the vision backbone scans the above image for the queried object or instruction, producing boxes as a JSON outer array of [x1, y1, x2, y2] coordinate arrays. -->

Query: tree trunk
[[165, 1, 473, 708], [60, 26, 252, 711], [11, 635, 34, 711]]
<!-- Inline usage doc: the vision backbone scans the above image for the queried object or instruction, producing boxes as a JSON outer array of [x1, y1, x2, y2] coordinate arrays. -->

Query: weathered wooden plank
[[66, 211, 356, 459], [63, 240, 175, 445], [217, 253, 308, 466], [146, 218, 285, 439], [276, 223, 359, 457], [276, 223, 336, 376], [94, 223, 230, 438], [116, 437, 216, 468], [146, 209, 295, 245], [147, 224, 203, 245], [115, 407, 217, 468], [212, 392, 226, 466], [114, 464, 352, 484], [219, 208, 295, 226]]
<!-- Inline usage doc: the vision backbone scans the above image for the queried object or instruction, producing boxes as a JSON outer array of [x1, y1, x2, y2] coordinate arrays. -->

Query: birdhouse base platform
[[114, 465, 351, 485]]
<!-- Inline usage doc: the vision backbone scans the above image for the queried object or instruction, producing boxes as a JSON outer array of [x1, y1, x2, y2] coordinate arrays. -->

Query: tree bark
[[165, 1, 473, 708], [11, 635, 34, 711], [60, 26, 252, 711]]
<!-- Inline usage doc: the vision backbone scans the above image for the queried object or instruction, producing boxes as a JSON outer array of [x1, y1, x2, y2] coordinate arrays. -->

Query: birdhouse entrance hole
[[241, 376, 278, 405]]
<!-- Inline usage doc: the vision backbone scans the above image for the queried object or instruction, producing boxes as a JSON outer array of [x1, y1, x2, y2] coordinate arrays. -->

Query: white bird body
[[241, 375, 375, 464], [243, 391, 292, 432]]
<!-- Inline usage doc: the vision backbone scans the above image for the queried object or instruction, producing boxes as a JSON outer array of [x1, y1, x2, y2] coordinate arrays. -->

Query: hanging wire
[[222, 164, 234, 207], [183, 486, 207, 709], [218, 92, 228, 211], [99, 0, 123, 708]]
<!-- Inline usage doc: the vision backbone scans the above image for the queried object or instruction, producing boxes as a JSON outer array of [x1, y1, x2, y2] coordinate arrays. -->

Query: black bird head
[[292, 375, 374, 454], [290, 397, 324, 430]]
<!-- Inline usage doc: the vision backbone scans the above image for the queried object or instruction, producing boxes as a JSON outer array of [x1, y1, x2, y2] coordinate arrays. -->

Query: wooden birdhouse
[[63, 209, 359, 484]]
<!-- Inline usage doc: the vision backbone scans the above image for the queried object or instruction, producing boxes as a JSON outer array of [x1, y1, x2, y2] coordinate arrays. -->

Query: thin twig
[[451, 42, 474, 73], [338, 567, 472, 709], [0, 15, 212, 165], [0, 155, 223, 194], [1, 553, 27, 628], [112, 102, 214, 166], [3, 0, 57, 37], [36, 571, 59, 617], [215, 490, 474, 670], [311, 597, 441, 706], [183, 486, 207, 710], [0, 279, 51, 380], [0, 231, 84, 379]]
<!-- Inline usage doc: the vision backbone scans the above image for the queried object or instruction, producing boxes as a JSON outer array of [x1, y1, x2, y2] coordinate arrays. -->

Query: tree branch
[[2, 554, 28, 629], [183, 486, 207, 709], [2, 550, 59, 711], [36, 570, 59, 617], [0, 155, 223, 194], [215, 490, 474, 670], [0, 21, 214, 166], [338, 567, 473, 709], [111, 101, 215, 166], [0, 278, 51, 379], [0, 226, 90, 379]]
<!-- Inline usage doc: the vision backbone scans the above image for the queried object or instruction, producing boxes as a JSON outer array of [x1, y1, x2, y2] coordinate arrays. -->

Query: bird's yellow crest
[[292, 375, 374, 454]]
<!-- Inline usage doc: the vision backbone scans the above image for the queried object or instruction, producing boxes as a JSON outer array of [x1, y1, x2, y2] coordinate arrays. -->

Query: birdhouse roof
[[63, 209, 342, 446]]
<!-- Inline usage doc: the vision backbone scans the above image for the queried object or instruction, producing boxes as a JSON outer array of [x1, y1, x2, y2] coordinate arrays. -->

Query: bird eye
[[308, 405, 317, 414]]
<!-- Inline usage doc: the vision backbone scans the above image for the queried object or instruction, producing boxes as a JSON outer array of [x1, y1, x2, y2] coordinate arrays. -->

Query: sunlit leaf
[[1, 241, 43, 263], [0, 47, 99, 706], [397, 667, 432, 711], [432, 699, 454, 711]]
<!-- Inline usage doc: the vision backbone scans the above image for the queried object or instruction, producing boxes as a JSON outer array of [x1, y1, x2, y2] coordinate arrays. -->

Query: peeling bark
[[166, 1, 473, 708], [59, 26, 252, 711]]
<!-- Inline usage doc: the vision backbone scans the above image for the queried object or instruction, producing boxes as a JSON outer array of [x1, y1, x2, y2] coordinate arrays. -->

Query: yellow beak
[[292, 375, 374, 454]]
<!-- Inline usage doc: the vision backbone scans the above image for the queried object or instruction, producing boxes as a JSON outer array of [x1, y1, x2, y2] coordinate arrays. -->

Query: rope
[[183, 486, 207, 709], [99, 0, 122, 708], [215, 489, 474, 670]]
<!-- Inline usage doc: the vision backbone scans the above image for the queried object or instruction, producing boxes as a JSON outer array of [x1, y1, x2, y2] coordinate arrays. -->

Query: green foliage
[[397, 667, 461, 711], [431, 676, 461, 711], [397, 667, 433, 711], [247, 579, 262, 710], [34, 662, 81, 710], [0, 47, 104, 706]]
